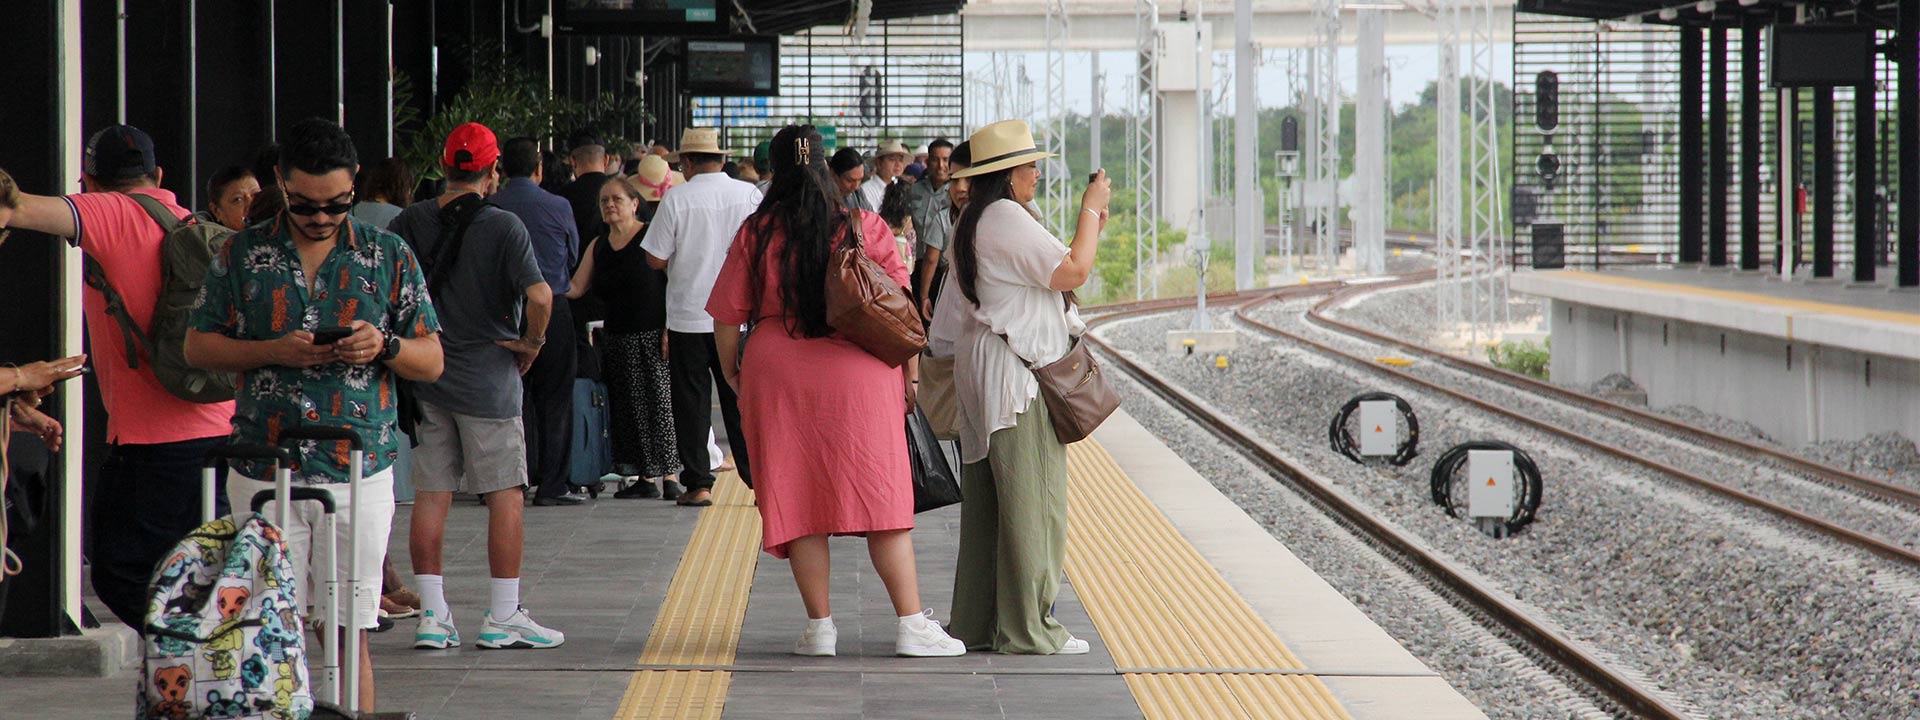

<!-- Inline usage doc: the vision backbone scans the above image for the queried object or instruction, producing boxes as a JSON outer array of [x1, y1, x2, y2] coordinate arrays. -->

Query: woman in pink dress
[[708, 125, 965, 659]]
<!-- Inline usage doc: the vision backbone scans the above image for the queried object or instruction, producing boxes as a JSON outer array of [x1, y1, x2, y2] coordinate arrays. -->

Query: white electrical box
[[1157, 22, 1212, 92], [1467, 450, 1517, 519], [1358, 400, 1396, 456]]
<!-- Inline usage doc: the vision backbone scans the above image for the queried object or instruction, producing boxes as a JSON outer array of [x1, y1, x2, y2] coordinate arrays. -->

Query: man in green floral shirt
[[185, 118, 442, 712]]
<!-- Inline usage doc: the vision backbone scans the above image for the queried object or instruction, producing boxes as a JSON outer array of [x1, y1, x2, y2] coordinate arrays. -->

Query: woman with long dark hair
[[927, 120, 1111, 655], [707, 124, 965, 658]]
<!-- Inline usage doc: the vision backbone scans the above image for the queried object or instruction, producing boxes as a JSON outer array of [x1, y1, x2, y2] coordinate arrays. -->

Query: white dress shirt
[[859, 175, 893, 215], [640, 172, 764, 333]]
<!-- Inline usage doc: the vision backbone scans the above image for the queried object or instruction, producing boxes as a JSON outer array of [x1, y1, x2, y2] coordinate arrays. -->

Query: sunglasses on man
[[286, 193, 356, 217]]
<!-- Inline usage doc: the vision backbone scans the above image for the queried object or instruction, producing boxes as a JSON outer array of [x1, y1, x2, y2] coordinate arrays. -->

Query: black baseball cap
[[84, 125, 158, 180]]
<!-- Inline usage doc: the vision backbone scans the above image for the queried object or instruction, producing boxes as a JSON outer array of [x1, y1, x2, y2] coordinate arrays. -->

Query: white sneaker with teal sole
[[413, 610, 460, 649], [476, 607, 566, 649]]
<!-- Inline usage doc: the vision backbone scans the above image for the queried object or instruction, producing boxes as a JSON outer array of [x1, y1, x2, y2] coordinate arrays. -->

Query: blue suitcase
[[570, 378, 615, 493]]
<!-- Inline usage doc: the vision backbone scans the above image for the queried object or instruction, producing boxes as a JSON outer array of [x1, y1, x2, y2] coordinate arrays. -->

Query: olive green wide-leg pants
[[947, 401, 1072, 654]]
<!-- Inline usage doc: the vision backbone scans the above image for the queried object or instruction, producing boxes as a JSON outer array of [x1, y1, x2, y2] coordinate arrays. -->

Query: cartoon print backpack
[[140, 513, 313, 720]]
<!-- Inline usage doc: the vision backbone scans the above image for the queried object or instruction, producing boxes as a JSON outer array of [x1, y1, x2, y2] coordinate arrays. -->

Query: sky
[[963, 45, 1515, 118]]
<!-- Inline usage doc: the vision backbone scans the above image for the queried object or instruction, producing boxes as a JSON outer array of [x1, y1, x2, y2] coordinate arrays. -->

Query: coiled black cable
[[1328, 392, 1420, 466], [1428, 440, 1543, 534]]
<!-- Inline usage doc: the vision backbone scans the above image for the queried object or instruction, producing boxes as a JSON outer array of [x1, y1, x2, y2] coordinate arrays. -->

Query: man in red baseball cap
[[387, 121, 565, 652]]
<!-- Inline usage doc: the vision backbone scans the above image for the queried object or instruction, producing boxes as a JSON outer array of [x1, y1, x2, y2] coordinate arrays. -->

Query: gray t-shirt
[[388, 199, 544, 419]]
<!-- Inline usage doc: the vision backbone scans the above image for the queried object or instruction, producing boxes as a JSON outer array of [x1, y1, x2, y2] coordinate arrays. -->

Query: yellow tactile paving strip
[[1544, 269, 1920, 326], [1066, 440, 1357, 720], [613, 474, 759, 720]]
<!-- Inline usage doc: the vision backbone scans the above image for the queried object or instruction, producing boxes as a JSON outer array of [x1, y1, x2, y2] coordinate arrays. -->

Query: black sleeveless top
[[590, 225, 670, 334]]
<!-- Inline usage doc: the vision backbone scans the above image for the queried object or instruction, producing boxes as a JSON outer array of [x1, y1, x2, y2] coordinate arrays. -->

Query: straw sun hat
[[950, 120, 1056, 178], [633, 155, 674, 202], [677, 127, 731, 156]]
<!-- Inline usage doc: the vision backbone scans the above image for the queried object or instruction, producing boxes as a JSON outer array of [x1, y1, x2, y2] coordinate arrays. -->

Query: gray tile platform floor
[[4, 487, 1144, 719]]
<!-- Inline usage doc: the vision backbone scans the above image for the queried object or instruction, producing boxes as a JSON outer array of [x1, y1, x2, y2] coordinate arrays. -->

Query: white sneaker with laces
[[1056, 636, 1090, 655], [896, 609, 966, 657], [413, 610, 460, 649], [476, 607, 566, 649], [793, 618, 837, 657]]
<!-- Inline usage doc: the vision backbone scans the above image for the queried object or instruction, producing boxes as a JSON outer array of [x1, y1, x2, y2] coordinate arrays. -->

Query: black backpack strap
[[423, 193, 488, 298]]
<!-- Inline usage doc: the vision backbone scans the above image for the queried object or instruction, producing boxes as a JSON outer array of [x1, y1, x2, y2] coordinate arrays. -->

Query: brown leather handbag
[[1001, 296, 1119, 445], [826, 213, 927, 367]]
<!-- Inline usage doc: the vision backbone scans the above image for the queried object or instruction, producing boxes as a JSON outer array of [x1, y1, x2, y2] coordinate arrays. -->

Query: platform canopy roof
[[1518, 0, 1899, 27], [733, 0, 968, 35]]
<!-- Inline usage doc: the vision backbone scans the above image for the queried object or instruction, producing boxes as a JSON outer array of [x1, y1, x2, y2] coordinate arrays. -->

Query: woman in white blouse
[[928, 120, 1111, 655]]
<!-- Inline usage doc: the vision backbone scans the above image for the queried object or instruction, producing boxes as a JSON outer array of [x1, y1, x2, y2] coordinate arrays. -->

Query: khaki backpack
[[82, 194, 237, 403]]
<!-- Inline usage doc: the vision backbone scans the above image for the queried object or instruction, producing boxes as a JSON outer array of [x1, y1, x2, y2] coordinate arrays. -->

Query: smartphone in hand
[[311, 327, 354, 345]]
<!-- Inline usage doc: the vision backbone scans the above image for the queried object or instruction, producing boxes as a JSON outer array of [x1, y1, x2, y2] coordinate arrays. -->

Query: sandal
[[676, 489, 714, 507]]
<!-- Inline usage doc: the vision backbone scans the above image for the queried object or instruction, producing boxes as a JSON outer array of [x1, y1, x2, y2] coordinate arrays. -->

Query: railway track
[[1229, 280, 1920, 572], [1081, 280, 1692, 720]]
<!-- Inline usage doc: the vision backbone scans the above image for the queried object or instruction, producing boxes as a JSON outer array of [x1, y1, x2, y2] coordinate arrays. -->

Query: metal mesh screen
[[692, 13, 965, 157], [1515, 14, 1902, 274]]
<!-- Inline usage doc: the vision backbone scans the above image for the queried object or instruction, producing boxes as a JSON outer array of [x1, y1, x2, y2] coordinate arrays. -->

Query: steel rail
[[1232, 286, 1920, 572], [1299, 282, 1920, 511], [1081, 280, 1691, 720]]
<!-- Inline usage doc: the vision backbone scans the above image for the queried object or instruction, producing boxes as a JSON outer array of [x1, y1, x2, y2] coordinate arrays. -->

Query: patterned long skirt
[[603, 330, 683, 479]]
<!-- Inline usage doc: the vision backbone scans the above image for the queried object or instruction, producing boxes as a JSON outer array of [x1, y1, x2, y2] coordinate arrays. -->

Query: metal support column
[[1814, 87, 1835, 278], [1042, 0, 1068, 238], [1312, 0, 1342, 270], [1234, 0, 1260, 289], [1740, 19, 1762, 271], [1132, 0, 1160, 299], [1901, 2, 1919, 287], [1435, 0, 1461, 328], [1855, 79, 1877, 283], [1680, 27, 1703, 264], [1709, 27, 1730, 266]]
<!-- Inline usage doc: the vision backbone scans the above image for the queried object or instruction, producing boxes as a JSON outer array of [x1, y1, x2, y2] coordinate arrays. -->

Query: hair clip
[[795, 137, 811, 165]]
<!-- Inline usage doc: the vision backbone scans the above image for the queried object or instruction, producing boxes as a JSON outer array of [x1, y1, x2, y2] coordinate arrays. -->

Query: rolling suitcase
[[570, 377, 615, 494]]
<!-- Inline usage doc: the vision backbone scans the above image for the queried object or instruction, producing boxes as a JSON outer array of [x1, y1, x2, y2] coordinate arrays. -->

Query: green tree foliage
[[397, 40, 648, 193]]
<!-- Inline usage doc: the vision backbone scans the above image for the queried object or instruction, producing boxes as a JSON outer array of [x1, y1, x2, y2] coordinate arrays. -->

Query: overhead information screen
[[684, 38, 779, 96], [558, 0, 725, 35]]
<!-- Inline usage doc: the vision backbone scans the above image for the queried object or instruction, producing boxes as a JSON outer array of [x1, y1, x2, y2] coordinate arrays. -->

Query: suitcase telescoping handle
[[200, 445, 294, 524], [275, 425, 366, 713]]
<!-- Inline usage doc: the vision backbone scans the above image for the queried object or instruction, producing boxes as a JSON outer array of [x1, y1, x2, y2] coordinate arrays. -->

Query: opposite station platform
[[1514, 267, 1920, 448], [4, 409, 1483, 720]]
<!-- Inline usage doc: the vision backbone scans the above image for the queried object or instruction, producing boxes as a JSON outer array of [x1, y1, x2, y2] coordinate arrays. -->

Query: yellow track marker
[[1375, 356, 1414, 367], [1066, 441, 1356, 720], [613, 475, 760, 720]]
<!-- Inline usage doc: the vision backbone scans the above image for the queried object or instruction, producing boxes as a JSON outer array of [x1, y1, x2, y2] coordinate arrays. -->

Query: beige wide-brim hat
[[874, 139, 911, 159], [951, 120, 1055, 178], [634, 156, 673, 202], [678, 127, 732, 156]]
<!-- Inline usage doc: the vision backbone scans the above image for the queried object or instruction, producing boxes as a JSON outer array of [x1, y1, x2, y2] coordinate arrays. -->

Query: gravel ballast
[[1099, 307, 1920, 720]]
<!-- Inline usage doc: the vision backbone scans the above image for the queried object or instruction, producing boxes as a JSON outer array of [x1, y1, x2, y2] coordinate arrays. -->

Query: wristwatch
[[378, 332, 403, 362]]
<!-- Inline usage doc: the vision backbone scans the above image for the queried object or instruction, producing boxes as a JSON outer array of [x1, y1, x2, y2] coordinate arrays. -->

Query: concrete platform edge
[[0, 624, 139, 677]]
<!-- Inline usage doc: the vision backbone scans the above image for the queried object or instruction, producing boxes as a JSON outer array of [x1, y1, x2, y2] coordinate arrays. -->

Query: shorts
[[410, 400, 529, 495], [227, 468, 395, 631]]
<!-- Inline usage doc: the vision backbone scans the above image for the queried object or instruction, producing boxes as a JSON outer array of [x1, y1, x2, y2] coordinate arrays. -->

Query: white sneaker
[[1056, 636, 1090, 655], [476, 607, 566, 649], [413, 610, 460, 649], [896, 609, 966, 657], [793, 618, 837, 657]]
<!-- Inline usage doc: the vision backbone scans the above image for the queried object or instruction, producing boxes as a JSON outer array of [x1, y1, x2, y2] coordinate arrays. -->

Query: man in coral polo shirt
[[0, 125, 237, 630]]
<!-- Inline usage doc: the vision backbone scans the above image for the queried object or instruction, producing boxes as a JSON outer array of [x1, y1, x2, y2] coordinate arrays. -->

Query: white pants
[[228, 469, 395, 631]]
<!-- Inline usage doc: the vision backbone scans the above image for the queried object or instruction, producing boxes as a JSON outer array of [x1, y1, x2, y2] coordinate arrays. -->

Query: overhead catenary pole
[[1132, 0, 1161, 299], [1191, 4, 1212, 330], [1436, 0, 1463, 330], [1233, 0, 1260, 289], [1042, 0, 1068, 239], [1355, 9, 1387, 276], [1311, 0, 1342, 271]]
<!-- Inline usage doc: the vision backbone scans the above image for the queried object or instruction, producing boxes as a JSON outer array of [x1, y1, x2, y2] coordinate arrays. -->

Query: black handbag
[[907, 405, 961, 513]]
